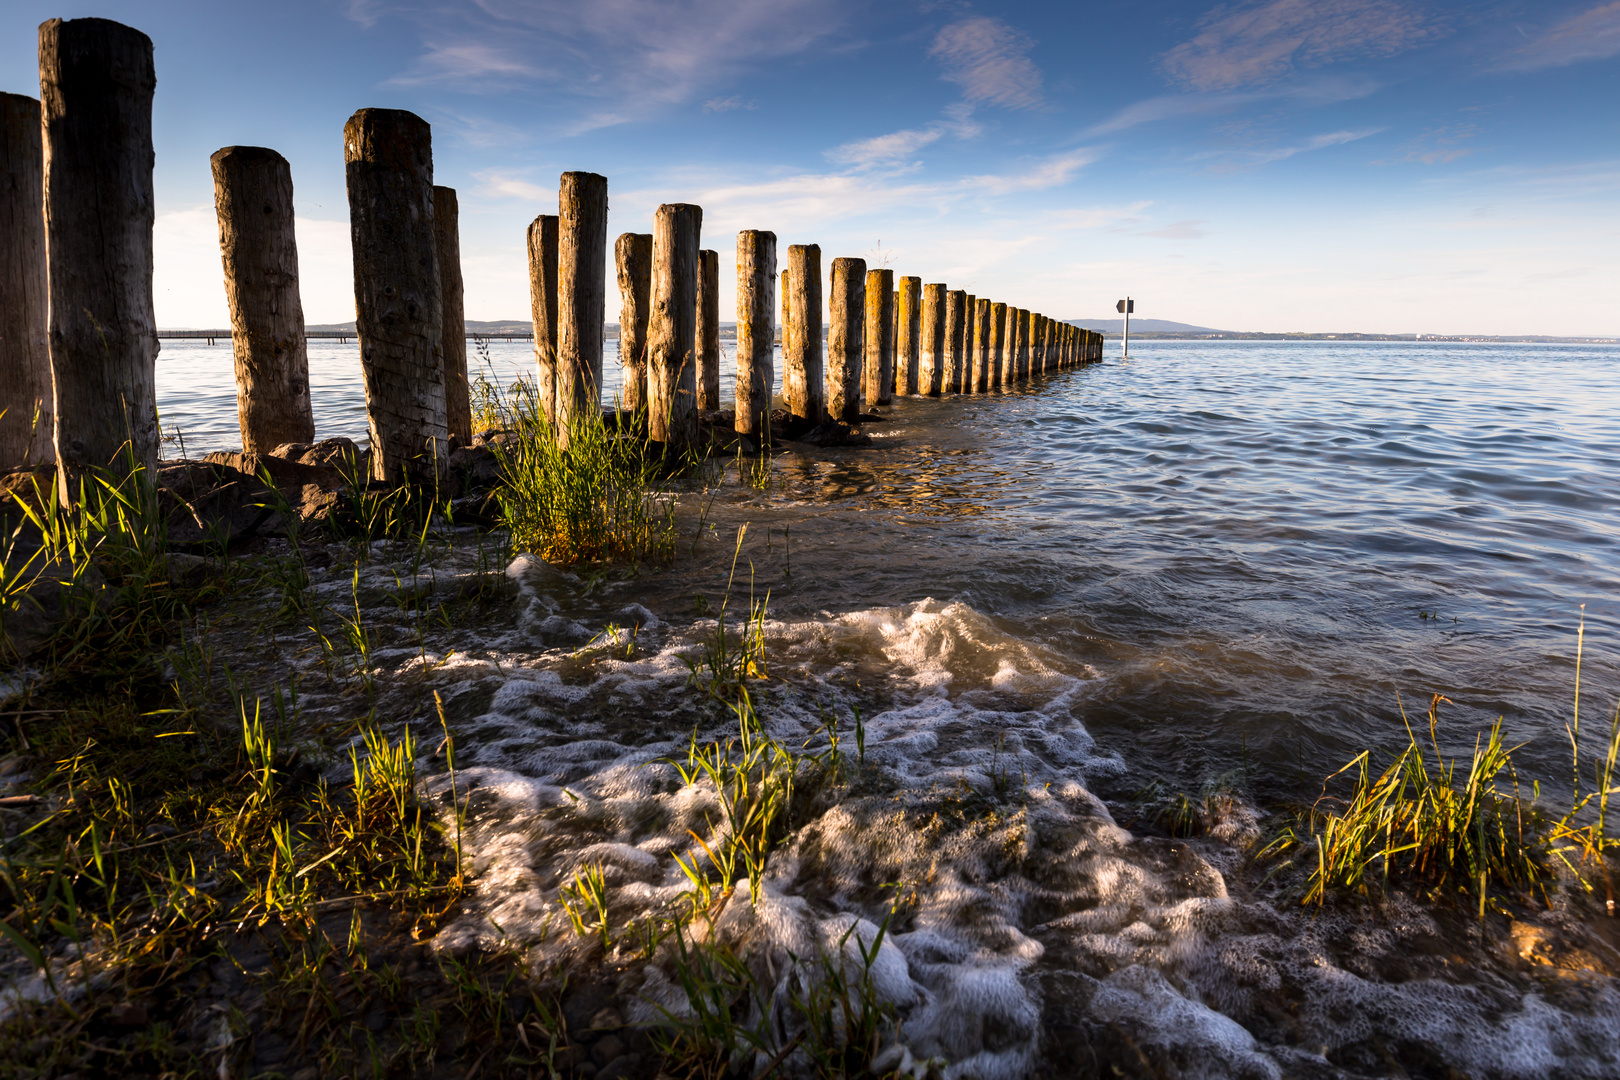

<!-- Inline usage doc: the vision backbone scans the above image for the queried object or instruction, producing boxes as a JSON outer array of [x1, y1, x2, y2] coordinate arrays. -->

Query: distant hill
[[1064, 318, 1227, 334]]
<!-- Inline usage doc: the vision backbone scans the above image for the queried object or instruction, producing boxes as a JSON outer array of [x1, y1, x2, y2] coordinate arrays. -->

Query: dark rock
[[796, 421, 872, 448], [106, 1002, 147, 1026], [597, 1054, 640, 1080], [203, 450, 345, 494], [270, 436, 365, 474], [448, 446, 502, 491], [592, 1035, 625, 1066], [162, 552, 209, 588]]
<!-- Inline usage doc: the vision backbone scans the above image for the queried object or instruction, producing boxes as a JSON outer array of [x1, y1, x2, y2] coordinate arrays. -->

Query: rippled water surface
[[157, 338, 1620, 784]]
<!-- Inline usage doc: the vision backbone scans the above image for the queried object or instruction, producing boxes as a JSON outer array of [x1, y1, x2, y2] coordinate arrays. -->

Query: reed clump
[[483, 384, 678, 566], [1263, 687, 1620, 916]]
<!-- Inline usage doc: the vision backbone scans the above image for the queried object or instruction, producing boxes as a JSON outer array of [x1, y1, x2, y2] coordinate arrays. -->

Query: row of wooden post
[[0, 16, 1104, 489]]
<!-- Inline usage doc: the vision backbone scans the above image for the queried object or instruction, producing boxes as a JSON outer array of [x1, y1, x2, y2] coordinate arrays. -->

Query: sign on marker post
[[1116, 297, 1134, 358]]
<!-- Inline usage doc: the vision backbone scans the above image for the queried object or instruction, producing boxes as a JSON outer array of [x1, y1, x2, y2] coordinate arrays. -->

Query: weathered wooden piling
[[828, 257, 865, 422], [864, 268, 895, 407], [343, 107, 445, 483], [974, 298, 991, 392], [527, 214, 559, 425], [734, 230, 775, 439], [1, 93, 52, 468], [696, 248, 720, 412], [209, 145, 315, 455], [898, 276, 921, 395], [558, 171, 608, 437], [945, 289, 966, 394], [784, 244, 824, 424], [990, 302, 1007, 388], [41, 17, 159, 480], [1032, 314, 1046, 375], [962, 294, 977, 393], [433, 186, 471, 445], [647, 203, 700, 447], [919, 284, 945, 396], [1019, 310, 1034, 380], [613, 232, 652, 414]]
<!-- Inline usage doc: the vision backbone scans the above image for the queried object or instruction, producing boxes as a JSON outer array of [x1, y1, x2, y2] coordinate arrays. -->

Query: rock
[[448, 446, 501, 491], [157, 460, 275, 549], [202, 450, 345, 494], [597, 1055, 640, 1080], [107, 1002, 148, 1026], [270, 436, 365, 474], [163, 552, 208, 588], [797, 420, 872, 448], [591, 1035, 625, 1066]]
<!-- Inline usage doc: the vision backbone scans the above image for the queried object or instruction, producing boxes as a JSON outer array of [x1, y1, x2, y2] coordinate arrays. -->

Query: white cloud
[[1200, 128, 1384, 170], [826, 128, 943, 168], [965, 150, 1095, 194], [929, 17, 1044, 109], [1142, 219, 1209, 240], [473, 170, 554, 201], [703, 96, 758, 113], [380, 0, 844, 124], [1503, 2, 1620, 71], [1161, 0, 1443, 91], [1085, 76, 1381, 136]]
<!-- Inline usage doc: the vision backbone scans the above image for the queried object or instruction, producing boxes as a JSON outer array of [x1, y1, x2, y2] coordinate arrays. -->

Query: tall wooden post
[[344, 107, 445, 483], [696, 248, 720, 412], [1, 94, 53, 467], [920, 284, 945, 396], [827, 257, 865, 421], [734, 230, 775, 439], [1023, 310, 1037, 379], [210, 145, 315, 455], [1031, 314, 1045, 376], [647, 203, 700, 447], [972, 299, 984, 393], [864, 268, 894, 407], [990, 302, 1007, 389], [784, 244, 823, 424], [558, 171, 607, 439], [433, 186, 470, 445], [944, 289, 965, 394], [527, 215, 559, 426], [41, 18, 159, 481], [614, 232, 651, 414], [897, 276, 921, 396], [962, 294, 977, 393]]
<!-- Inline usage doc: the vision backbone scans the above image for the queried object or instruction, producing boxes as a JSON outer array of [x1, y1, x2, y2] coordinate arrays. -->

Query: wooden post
[[647, 202, 700, 447], [40, 18, 159, 480], [890, 288, 901, 396], [613, 232, 651, 414], [961, 294, 977, 393], [784, 244, 823, 424], [919, 284, 945, 396], [1021, 310, 1036, 379], [827, 257, 865, 421], [1031, 314, 1045, 375], [344, 107, 445, 483], [210, 145, 314, 455], [433, 185, 470, 445], [0, 93, 53, 467], [734, 230, 775, 439], [696, 248, 720, 412], [558, 171, 607, 439], [944, 289, 966, 394], [897, 276, 921, 395], [974, 298, 991, 392], [1005, 307, 1020, 383], [527, 214, 559, 426], [863, 268, 894, 407], [989, 302, 1007, 389]]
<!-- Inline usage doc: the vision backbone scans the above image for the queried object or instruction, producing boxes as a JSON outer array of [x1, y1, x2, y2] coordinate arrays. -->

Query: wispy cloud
[[827, 128, 943, 168], [965, 150, 1094, 194], [929, 16, 1044, 109], [1085, 76, 1381, 136], [473, 170, 554, 201], [363, 0, 845, 127], [703, 96, 758, 113], [1375, 123, 1479, 165], [1142, 220, 1208, 240], [1502, 2, 1620, 71], [389, 41, 546, 89], [1202, 127, 1384, 170], [1161, 0, 1443, 91]]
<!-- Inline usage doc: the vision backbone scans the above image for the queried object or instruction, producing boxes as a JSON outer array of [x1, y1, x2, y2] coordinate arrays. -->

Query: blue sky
[[3, 0, 1617, 334]]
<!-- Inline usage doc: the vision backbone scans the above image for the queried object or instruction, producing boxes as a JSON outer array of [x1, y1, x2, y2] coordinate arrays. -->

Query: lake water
[[160, 337, 1620, 1076]]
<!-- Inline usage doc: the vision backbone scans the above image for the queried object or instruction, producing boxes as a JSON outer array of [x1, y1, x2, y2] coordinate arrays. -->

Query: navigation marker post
[[1116, 297, 1133, 359]]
